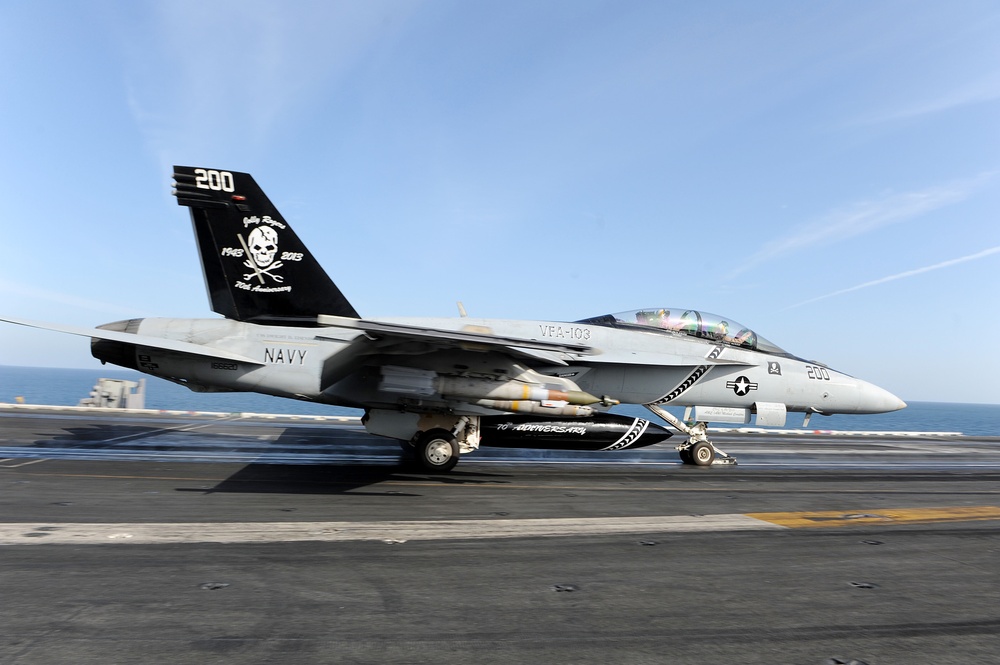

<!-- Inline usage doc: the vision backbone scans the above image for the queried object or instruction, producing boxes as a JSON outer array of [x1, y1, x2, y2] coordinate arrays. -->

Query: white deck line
[[0, 514, 783, 545], [0, 402, 361, 422]]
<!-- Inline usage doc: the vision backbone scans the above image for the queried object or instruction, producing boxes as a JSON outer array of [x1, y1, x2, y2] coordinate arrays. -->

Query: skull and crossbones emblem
[[239, 227, 284, 283]]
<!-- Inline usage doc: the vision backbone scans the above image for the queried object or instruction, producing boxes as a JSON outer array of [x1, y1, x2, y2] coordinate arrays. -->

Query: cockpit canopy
[[576, 308, 787, 354]]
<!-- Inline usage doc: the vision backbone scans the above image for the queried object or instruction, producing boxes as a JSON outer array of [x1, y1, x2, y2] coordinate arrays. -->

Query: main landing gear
[[412, 428, 462, 472], [644, 404, 738, 467]]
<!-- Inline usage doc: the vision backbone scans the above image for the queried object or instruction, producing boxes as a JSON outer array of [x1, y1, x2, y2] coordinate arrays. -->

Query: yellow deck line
[[747, 506, 1000, 528]]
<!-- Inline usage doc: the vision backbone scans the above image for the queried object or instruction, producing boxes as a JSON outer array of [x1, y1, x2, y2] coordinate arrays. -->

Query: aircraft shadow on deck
[[175, 463, 514, 496], [26, 424, 175, 452], [12, 420, 516, 495], [22, 419, 666, 467]]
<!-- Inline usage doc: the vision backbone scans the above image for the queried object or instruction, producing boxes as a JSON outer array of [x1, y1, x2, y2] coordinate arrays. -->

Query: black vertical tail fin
[[172, 166, 359, 325]]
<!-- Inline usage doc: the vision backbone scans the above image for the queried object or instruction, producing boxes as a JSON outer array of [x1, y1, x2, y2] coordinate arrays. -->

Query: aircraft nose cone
[[857, 381, 906, 414]]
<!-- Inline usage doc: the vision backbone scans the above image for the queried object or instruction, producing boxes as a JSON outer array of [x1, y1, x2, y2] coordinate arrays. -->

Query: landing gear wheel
[[690, 441, 715, 466], [415, 429, 460, 472], [679, 448, 694, 464]]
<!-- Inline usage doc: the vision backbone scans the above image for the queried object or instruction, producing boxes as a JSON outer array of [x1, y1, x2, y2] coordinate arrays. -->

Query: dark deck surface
[[2, 407, 999, 664]]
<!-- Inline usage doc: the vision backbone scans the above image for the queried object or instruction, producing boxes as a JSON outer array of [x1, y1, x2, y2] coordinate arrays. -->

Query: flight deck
[[2, 405, 999, 665], [0, 404, 992, 470]]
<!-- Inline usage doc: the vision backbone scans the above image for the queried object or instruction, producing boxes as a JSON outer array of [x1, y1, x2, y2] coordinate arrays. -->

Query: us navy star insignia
[[726, 376, 758, 396]]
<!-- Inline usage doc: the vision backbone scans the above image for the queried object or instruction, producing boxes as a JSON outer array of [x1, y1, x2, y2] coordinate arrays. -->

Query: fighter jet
[[3, 166, 906, 470]]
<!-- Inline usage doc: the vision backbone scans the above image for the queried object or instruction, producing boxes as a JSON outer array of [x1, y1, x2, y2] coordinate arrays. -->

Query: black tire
[[690, 441, 715, 466], [415, 429, 460, 472], [679, 448, 694, 465]]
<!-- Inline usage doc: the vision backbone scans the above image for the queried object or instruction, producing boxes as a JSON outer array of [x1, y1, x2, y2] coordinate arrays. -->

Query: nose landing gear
[[644, 403, 738, 466]]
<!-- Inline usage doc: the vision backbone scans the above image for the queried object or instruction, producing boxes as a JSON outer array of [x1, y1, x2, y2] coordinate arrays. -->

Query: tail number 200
[[194, 169, 235, 192]]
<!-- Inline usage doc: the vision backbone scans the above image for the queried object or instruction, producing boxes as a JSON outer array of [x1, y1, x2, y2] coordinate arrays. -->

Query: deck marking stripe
[[0, 515, 781, 545], [92, 417, 238, 445], [4, 506, 999, 545], [0, 458, 48, 468], [747, 506, 1000, 528]]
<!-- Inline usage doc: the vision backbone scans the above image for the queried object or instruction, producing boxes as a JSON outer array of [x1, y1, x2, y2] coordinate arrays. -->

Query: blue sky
[[1, 1, 998, 404]]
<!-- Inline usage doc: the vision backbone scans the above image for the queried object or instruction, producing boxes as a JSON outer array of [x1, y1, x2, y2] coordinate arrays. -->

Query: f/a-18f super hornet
[[3, 166, 906, 471]]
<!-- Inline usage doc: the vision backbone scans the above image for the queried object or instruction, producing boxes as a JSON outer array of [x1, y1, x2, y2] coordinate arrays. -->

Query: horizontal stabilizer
[[1, 317, 263, 365]]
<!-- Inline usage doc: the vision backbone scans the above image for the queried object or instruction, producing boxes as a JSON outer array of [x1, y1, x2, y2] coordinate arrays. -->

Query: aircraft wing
[[316, 315, 593, 362], [1, 317, 264, 365], [315, 316, 753, 369]]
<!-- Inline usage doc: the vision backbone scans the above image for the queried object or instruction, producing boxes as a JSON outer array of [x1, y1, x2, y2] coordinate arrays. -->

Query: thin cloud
[[854, 74, 1000, 126], [0, 279, 149, 319], [783, 245, 1000, 310], [117, 2, 419, 161], [729, 173, 994, 279]]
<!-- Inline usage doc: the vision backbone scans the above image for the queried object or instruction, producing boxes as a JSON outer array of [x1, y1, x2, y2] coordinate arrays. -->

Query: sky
[[1, 1, 998, 404]]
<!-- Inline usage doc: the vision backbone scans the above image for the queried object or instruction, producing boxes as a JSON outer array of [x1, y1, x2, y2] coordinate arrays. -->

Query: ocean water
[[2, 365, 998, 436], [0, 366, 359, 418]]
